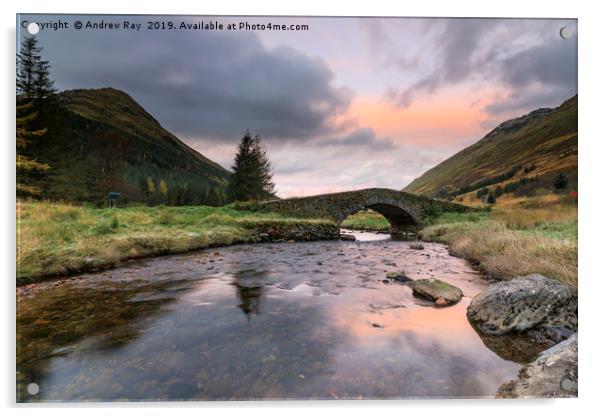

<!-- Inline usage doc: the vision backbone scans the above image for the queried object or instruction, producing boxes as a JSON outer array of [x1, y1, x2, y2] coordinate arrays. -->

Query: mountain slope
[[18, 88, 231, 205], [404, 96, 577, 197]]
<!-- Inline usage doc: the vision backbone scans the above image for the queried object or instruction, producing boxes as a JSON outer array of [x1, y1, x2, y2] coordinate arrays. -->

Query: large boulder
[[409, 278, 463, 306], [467, 274, 577, 341], [497, 333, 578, 398]]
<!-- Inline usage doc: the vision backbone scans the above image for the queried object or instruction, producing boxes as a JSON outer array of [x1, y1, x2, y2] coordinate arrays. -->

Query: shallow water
[[17, 231, 527, 401]]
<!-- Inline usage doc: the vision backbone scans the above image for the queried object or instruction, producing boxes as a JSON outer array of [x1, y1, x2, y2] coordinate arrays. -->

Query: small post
[[107, 192, 121, 208]]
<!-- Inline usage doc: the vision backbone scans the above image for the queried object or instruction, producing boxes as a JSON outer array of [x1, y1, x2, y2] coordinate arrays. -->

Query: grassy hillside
[[404, 96, 577, 198], [17, 88, 231, 206]]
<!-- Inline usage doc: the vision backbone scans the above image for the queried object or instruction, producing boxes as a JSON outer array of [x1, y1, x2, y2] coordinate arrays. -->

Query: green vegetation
[[16, 36, 56, 197], [16, 100, 48, 196], [339, 195, 576, 286], [341, 209, 391, 231], [404, 96, 577, 197], [16, 200, 336, 285], [230, 130, 275, 201], [18, 87, 232, 206], [17, 36, 57, 100], [554, 172, 569, 190], [419, 195, 577, 286]]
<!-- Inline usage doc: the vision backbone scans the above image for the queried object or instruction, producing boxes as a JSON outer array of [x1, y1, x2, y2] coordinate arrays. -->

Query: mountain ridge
[[18, 87, 232, 205], [403, 95, 577, 197]]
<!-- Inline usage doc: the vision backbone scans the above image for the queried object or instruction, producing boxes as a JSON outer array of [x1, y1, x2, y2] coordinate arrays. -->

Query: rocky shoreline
[[17, 222, 342, 287], [465, 274, 578, 398]]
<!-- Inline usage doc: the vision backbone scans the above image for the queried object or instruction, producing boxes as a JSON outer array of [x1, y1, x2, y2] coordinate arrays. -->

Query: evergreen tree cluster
[[230, 131, 275, 201], [16, 35, 55, 196], [17, 36, 56, 100], [16, 101, 49, 195]]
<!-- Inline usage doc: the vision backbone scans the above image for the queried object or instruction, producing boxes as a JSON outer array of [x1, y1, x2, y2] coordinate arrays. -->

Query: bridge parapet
[[260, 188, 472, 233]]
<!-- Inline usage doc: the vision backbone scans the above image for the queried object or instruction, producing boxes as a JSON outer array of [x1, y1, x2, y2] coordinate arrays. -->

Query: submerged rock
[[497, 333, 578, 398], [409, 242, 424, 250], [466, 274, 577, 341], [409, 278, 463, 305], [385, 271, 412, 283], [340, 234, 356, 241]]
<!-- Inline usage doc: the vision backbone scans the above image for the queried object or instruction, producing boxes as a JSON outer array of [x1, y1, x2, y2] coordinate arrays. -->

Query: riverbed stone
[[409, 278, 463, 305], [386, 271, 412, 283], [340, 234, 356, 241], [466, 274, 577, 339], [497, 333, 577, 398], [434, 297, 448, 307]]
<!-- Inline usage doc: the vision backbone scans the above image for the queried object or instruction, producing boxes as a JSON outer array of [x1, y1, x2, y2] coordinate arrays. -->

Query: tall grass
[[16, 200, 335, 284], [341, 209, 390, 231], [420, 197, 577, 286]]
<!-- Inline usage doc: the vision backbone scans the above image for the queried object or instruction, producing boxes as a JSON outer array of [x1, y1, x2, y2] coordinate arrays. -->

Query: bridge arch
[[334, 198, 422, 233], [259, 188, 471, 234]]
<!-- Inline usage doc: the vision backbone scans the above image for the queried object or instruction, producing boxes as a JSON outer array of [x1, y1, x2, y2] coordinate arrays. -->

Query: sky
[[18, 15, 577, 197]]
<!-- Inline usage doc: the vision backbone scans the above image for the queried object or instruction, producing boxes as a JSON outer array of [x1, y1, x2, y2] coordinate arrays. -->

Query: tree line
[[16, 36, 56, 196]]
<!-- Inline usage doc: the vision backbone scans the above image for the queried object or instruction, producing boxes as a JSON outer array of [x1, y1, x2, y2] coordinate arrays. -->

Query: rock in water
[[497, 333, 578, 398], [434, 297, 448, 307], [386, 271, 412, 283], [340, 234, 356, 241], [409, 242, 424, 250], [466, 274, 577, 339], [409, 278, 463, 305]]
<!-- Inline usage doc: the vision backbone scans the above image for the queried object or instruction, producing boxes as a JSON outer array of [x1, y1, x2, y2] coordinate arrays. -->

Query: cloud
[[385, 19, 495, 107], [384, 19, 577, 115], [31, 16, 353, 142], [270, 141, 452, 197], [317, 128, 396, 151]]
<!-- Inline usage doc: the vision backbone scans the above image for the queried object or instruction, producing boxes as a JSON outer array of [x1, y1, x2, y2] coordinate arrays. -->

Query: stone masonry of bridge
[[260, 188, 473, 234]]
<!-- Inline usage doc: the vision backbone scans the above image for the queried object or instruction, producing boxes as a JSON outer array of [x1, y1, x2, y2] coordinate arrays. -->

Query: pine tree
[[17, 36, 56, 101], [32, 59, 56, 101], [16, 100, 49, 195], [17, 37, 40, 97], [230, 131, 275, 201], [554, 172, 568, 190]]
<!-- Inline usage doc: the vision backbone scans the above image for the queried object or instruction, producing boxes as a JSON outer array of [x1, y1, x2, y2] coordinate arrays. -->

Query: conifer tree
[[16, 100, 48, 195], [17, 36, 40, 97], [32, 59, 56, 101], [230, 131, 275, 201], [17, 36, 56, 101], [554, 172, 568, 190]]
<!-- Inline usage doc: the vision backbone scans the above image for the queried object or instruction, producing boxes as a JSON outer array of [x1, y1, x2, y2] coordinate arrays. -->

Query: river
[[17, 230, 527, 401]]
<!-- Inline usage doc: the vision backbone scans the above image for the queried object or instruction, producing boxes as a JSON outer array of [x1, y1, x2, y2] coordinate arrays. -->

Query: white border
[[2, 1, 600, 415]]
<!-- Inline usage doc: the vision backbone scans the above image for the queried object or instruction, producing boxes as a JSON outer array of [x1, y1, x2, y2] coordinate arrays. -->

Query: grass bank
[[343, 195, 577, 285], [341, 209, 390, 231], [16, 200, 338, 285]]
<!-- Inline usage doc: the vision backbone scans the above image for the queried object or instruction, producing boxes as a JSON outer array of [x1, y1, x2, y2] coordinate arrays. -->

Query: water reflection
[[17, 233, 525, 401], [235, 284, 263, 318]]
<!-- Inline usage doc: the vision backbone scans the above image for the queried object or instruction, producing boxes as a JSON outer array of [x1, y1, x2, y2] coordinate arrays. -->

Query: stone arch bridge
[[260, 188, 472, 234]]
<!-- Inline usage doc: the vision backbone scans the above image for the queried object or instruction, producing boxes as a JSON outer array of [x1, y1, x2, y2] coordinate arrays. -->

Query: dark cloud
[[484, 87, 572, 117], [317, 128, 396, 150], [28, 15, 352, 142], [499, 35, 577, 89], [386, 19, 495, 107]]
